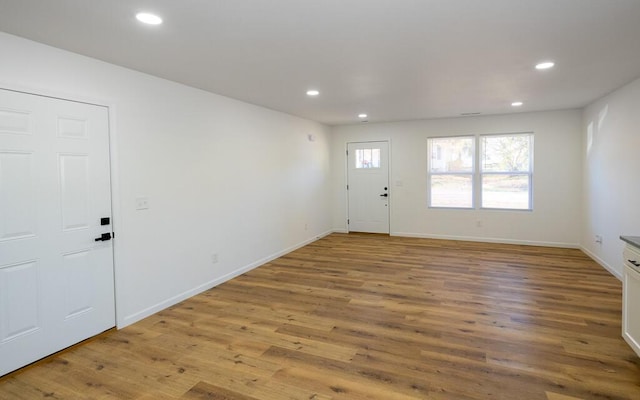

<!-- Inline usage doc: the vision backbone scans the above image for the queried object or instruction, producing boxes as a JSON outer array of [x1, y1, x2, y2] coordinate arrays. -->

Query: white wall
[[581, 77, 640, 279], [0, 32, 332, 327], [331, 110, 583, 247]]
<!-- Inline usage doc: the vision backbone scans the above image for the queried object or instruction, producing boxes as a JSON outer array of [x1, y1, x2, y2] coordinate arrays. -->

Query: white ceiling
[[1, 0, 639, 126]]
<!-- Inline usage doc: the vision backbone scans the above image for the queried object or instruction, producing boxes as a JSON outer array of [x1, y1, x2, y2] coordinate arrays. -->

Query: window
[[355, 148, 381, 168], [481, 133, 533, 210], [428, 133, 533, 210], [427, 136, 474, 208]]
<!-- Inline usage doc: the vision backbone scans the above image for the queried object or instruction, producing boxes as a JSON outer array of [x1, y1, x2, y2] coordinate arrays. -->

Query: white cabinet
[[623, 241, 640, 357]]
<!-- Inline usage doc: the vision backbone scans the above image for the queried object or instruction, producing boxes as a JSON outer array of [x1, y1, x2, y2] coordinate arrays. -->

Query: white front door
[[0, 89, 115, 376], [347, 141, 390, 234]]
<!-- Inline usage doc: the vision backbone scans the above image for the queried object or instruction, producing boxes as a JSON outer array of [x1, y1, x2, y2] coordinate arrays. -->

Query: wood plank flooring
[[1, 233, 639, 399]]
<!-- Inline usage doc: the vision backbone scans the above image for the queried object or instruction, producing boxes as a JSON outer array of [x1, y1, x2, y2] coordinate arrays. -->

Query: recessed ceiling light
[[511, 101, 524, 107], [358, 113, 368, 119], [136, 12, 163, 25], [535, 61, 555, 70], [306, 90, 320, 96]]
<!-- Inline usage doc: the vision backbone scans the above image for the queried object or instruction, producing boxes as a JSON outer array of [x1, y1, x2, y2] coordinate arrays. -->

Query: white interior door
[[0, 89, 115, 376], [347, 141, 390, 233]]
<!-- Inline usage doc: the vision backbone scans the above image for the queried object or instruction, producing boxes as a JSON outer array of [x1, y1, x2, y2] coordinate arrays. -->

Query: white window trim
[[427, 135, 475, 209], [479, 132, 533, 211], [428, 132, 534, 211]]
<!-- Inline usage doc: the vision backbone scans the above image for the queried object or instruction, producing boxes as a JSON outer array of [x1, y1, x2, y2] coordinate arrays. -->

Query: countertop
[[620, 236, 640, 249]]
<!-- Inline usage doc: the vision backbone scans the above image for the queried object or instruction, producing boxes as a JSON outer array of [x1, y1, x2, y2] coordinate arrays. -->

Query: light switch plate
[[136, 197, 149, 210]]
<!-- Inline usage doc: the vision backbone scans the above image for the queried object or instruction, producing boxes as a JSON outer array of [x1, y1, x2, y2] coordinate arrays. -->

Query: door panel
[[0, 88, 115, 376], [347, 141, 390, 233], [62, 250, 94, 319], [59, 154, 90, 231], [0, 151, 36, 241], [0, 260, 40, 342], [57, 117, 87, 139], [0, 108, 31, 135]]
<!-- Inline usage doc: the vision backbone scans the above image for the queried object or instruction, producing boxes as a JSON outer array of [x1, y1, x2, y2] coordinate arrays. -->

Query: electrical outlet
[[476, 220, 483, 228], [304, 223, 308, 231], [211, 253, 218, 264], [595, 235, 603, 244]]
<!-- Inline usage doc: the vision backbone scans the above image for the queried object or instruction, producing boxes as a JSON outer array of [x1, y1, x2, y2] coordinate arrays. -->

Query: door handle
[[380, 193, 388, 197], [95, 233, 112, 242]]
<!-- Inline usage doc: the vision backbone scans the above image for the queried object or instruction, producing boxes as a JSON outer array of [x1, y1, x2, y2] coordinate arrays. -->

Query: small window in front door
[[355, 148, 381, 168]]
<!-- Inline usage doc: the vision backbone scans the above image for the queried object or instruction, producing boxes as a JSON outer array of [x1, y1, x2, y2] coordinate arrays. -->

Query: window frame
[[479, 133, 534, 211], [427, 132, 534, 211], [354, 147, 381, 169], [427, 135, 476, 209]]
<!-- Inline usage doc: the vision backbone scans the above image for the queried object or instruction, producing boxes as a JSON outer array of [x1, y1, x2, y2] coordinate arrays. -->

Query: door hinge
[[347, 219, 350, 225], [346, 149, 348, 156], [346, 184, 349, 190]]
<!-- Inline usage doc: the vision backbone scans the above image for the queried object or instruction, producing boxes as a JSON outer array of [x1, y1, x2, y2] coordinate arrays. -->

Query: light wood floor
[[1, 233, 639, 399]]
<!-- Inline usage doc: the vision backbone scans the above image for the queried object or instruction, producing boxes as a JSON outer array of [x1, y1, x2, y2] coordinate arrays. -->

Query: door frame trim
[[0, 81, 122, 328], [345, 139, 392, 234]]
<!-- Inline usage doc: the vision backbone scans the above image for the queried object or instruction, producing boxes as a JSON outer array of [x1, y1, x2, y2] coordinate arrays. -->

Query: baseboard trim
[[580, 246, 622, 281], [390, 231, 580, 249], [118, 229, 334, 329]]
